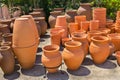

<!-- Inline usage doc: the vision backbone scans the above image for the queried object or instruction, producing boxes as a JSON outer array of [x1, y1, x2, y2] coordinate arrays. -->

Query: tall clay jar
[[77, 3, 92, 20], [75, 15, 86, 30], [62, 41, 84, 70], [68, 23, 78, 35], [41, 44, 62, 73], [65, 10, 77, 23], [71, 32, 89, 56], [0, 46, 15, 74], [90, 20, 99, 31], [89, 36, 110, 64], [48, 11, 62, 28]]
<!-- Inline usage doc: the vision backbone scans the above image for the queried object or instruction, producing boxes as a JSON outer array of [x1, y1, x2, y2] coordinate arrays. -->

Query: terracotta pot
[[89, 36, 110, 64], [41, 44, 62, 73], [55, 15, 68, 37], [68, 23, 78, 35], [71, 32, 89, 56], [107, 33, 120, 51], [81, 21, 90, 31], [106, 19, 114, 27], [10, 17, 17, 33], [115, 27, 120, 33], [50, 30, 61, 46], [0, 19, 11, 31], [116, 11, 120, 20], [33, 8, 45, 17], [29, 12, 42, 17], [87, 30, 106, 42], [107, 24, 115, 33], [93, 8, 106, 28], [53, 8, 64, 12], [62, 38, 72, 47], [35, 21, 41, 36], [65, 10, 77, 23], [13, 18, 37, 47], [1, 5, 10, 19], [21, 15, 39, 44], [0, 24, 10, 33], [62, 41, 84, 70], [12, 43, 37, 69], [2, 33, 12, 42], [34, 17, 47, 35], [90, 20, 99, 31], [77, 3, 92, 20], [0, 46, 15, 74], [98, 28, 111, 35], [115, 19, 120, 27], [115, 51, 120, 65], [48, 11, 62, 28], [75, 15, 86, 29]]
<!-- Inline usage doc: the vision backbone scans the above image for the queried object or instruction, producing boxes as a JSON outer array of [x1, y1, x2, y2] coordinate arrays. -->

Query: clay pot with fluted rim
[[107, 33, 120, 51], [41, 44, 62, 73], [65, 10, 77, 23], [71, 32, 89, 56], [49, 11, 62, 28], [62, 41, 84, 70], [89, 36, 110, 64], [0, 46, 15, 74]]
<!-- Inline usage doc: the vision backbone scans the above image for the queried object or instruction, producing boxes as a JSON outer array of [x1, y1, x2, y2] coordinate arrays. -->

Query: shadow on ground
[[67, 66, 91, 76]]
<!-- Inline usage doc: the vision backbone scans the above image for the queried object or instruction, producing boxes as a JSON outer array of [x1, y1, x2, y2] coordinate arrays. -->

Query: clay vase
[[55, 15, 68, 37], [90, 20, 99, 31], [0, 24, 10, 33], [62, 38, 72, 47], [0, 46, 15, 74], [2, 33, 12, 42], [21, 15, 39, 45], [41, 44, 62, 73], [0, 19, 12, 31], [35, 21, 41, 36], [89, 36, 110, 64], [0, 53, 3, 63], [50, 29, 61, 46], [68, 23, 78, 35], [71, 32, 89, 56], [107, 33, 120, 51], [34, 17, 47, 35], [48, 11, 62, 28], [115, 51, 120, 66], [81, 21, 90, 31], [77, 3, 92, 20], [93, 8, 106, 28], [62, 41, 84, 70], [65, 10, 77, 23], [75, 15, 86, 29], [33, 8, 45, 17]]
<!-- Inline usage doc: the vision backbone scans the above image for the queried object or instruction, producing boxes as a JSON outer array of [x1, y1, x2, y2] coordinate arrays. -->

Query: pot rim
[[0, 46, 10, 51], [107, 33, 120, 39], [42, 44, 59, 53], [91, 36, 109, 43], [65, 41, 82, 48]]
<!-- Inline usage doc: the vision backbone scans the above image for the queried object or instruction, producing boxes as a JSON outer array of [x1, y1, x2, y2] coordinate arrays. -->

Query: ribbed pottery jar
[[71, 32, 89, 56], [0, 24, 10, 33], [48, 11, 62, 28], [21, 15, 39, 44], [41, 44, 62, 73], [2, 33, 12, 42], [77, 3, 92, 20], [89, 36, 110, 64], [93, 8, 106, 28], [34, 17, 47, 35], [107, 33, 120, 51], [62, 41, 84, 70], [0, 46, 15, 74], [65, 10, 77, 23]]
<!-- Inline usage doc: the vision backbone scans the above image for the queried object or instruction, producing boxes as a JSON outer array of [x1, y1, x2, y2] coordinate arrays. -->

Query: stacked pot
[[93, 8, 106, 28], [12, 17, 39, 69]]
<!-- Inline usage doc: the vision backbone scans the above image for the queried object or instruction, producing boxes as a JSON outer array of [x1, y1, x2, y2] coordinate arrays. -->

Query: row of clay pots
[[12, 15, 39, 69]]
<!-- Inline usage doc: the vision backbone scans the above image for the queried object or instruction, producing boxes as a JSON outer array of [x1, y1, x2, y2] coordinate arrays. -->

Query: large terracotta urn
[[62, 41, 84, 70], [41, 44, 62, 73], [71, 32, 89, 56], [48, 11, 62, 28], [12, 18, 38, 69], [0, 46, 15, 74], [89, 36, 110, 64], [65, 10, 77, 23], [77, 3, 92, 20]]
